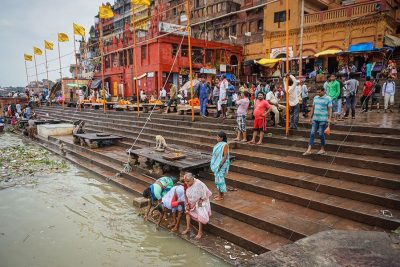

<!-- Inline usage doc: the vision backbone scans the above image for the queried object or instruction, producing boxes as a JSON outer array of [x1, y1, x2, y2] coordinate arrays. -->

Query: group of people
[[142, 131, 230, 240]]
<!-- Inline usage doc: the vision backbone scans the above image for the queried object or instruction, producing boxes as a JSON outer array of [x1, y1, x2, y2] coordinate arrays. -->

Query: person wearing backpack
[[382, 75, 396, 113], [343, 74, 359, 119]]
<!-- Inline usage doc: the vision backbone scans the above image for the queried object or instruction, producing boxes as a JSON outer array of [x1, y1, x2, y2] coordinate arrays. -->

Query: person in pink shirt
[[248, 92, 272, 145], [233, 91, 250, 142]]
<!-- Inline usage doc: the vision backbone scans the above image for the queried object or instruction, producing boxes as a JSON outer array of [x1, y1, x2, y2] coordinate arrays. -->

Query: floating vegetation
[[0, 144, 69, 181]]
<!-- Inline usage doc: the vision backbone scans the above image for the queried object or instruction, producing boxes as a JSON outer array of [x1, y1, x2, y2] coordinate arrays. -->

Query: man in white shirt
[[300, 81, 309, 117], [284, 74, 300, 129], [217, 74, 228, 118], [160, 87, 167, 100], [266, 85, 286, 127], [382, 75, 396, 112]]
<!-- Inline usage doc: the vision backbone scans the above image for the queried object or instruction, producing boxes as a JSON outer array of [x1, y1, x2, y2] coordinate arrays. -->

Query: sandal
[[303, 151, 312, 156], [214, 196, 224, 201], [317, 150, 327, 155]]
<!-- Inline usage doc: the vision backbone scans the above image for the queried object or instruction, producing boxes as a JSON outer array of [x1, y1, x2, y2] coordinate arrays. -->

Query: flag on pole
[[132, 0, 151, 5], [58, 33, 69, 42], [33, 47, 42, 55], [44, 40, 54, 50], [24, 54, 33, 61], [99, 5, 114, 19], [73, 23, 85, 36]]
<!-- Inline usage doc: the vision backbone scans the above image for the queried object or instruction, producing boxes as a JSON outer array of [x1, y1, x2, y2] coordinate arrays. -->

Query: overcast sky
[[0, 0, 104, 87]]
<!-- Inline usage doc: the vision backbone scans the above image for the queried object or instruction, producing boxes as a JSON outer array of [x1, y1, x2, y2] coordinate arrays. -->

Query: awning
[[348, 42, 374, 52], [384, 35, 400, 47], [66, 83, 86, 88], [90, 79, 102, 89], [314, 49, 342, 57], [255, 58, 281, 68]]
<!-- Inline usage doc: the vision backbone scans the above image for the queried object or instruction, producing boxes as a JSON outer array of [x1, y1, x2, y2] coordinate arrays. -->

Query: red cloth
[[253, 99, 270, 118], [362, 81, 374, 96], [253, 117, 267, 132]]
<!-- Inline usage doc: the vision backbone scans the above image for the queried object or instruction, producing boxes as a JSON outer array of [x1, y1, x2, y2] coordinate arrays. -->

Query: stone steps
[[46, 135, 292, 254], [53, 136, 389, 241], [35, 106, 400, 253], [36, 110, 400, 173]]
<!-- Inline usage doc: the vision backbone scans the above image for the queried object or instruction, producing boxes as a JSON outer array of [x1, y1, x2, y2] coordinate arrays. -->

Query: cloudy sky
[[0, 0, 104, 87]]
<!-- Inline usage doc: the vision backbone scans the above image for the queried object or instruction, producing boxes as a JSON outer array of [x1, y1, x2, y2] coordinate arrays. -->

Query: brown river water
[[0, 133, 229, 267]]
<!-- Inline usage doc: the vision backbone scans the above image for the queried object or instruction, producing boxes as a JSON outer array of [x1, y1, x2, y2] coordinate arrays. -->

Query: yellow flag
[[58, 33, 69, 42], [33, 47, 42, 55], [73, 23, 85, 36], [132, 0, 150, 6], [24, 54, 33, 61], [44, 40, 54, 50], [99, 5, 114, 19]]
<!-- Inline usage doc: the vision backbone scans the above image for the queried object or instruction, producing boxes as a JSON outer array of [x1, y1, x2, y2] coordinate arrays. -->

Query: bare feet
[[256, 141, 263, 145], [171, 226, 179, 232], [247, 140, 255, 145], [232, 138, 240, 142], [241, 139, 247, 142], [303, 150, 312, 156], [181, 228, 189, 235], [214, 196, 224, 201], [195, 233, 203, 240], [167, 222, 176, 229]]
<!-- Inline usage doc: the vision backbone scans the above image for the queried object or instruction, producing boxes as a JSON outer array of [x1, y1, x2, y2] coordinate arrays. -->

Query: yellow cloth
[[132, 0, 150, 6], [314, 49, 342, 57], [58, 33, 69, 42], [99, 5, 114, 19], [256, 58, 281, 68], [73, 23, 85, 36], [33, 47, 42, 55], [44, 40, 54, 50], [24, 54, 32, 61]]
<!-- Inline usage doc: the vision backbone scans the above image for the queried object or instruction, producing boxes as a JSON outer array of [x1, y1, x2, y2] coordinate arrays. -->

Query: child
[[233, 91, 250, 142]]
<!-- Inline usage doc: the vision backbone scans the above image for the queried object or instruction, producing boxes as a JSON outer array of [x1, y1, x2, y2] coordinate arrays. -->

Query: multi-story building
[[243, 0, 400, 80], [85, 0, 242, 98]]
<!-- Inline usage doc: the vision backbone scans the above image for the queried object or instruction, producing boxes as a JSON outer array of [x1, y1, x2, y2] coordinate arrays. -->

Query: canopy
[[384, 35, 400, 47], [179, 79, 199, 92], [256, 58, 281, 68], [314, 49, 342, 57], [348, 42, 374, 52], [90, 79, 102, 89]]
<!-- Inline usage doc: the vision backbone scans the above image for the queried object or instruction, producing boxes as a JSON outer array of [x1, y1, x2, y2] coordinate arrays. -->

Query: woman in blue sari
[[210, 131, 230, 201]]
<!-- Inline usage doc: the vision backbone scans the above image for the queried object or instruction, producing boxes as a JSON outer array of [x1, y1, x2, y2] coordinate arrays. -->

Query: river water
[[0, 133, 228, 267]]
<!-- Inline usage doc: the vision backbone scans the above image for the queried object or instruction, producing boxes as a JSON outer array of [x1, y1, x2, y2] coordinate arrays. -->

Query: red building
[[93, 30, 242, 98]]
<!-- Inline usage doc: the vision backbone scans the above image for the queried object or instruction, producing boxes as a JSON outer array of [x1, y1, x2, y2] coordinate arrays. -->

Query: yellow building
[[245, 0, 399, 73]]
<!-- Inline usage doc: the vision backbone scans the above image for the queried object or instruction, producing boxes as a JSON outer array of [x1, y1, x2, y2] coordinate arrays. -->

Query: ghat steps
[[36, 106, 400, 254]]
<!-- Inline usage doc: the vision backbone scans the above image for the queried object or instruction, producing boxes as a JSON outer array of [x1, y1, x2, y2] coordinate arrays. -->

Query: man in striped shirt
[[303, 86, 332, 156]]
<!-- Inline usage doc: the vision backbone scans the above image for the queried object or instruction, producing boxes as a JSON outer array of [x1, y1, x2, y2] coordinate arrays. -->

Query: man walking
[[303, 86, 332, 156], [300, 80, 308, 117], [248, 92, 272, 145], [197, 76, 210, 118], [218, 75, 228, 119], [343, 74, 359, 119], [382, 75, 396, 113], [360, 76, 374, 112], [327, 74, 340, 121]]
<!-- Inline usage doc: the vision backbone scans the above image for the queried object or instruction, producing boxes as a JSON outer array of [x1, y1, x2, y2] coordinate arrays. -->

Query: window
[[173, 8, 177, 16], [230, 25, 237, 36], [257, 20, 263, 31], [192, 47, 203, 64], [195, 0, 200, 8], [128, 49, 133, 65], [141, 46, 147, 60], [274, 10, 290, 23], [205, 49, 213, 65], [181, 45, 188, 57], [172, 44, 178, 57]]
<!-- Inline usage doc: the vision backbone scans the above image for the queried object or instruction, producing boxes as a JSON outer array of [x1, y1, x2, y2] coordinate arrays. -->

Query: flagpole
[[285, 0, 290, 136], [99, 19, 106, 113], [24, 60, 29, 86], [73, 33, 81, 111], [33, 53, 39, 92], [186, 0, 194, 122], [44, 47, 51, 106], [299, 0, 305, 77], [132, 3, 140, 117], [58, 41, 65, 109]]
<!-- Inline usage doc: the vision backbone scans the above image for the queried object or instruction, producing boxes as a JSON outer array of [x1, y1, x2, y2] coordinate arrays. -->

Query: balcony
[[304, 0, 387, 26]]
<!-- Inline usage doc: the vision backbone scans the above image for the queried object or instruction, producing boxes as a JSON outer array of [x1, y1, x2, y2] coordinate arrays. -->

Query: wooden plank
[[74, 133, 123, 142]]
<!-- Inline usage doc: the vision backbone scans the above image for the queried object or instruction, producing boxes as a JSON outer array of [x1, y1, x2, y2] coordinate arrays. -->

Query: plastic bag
[[324, 125, 331, 136]]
